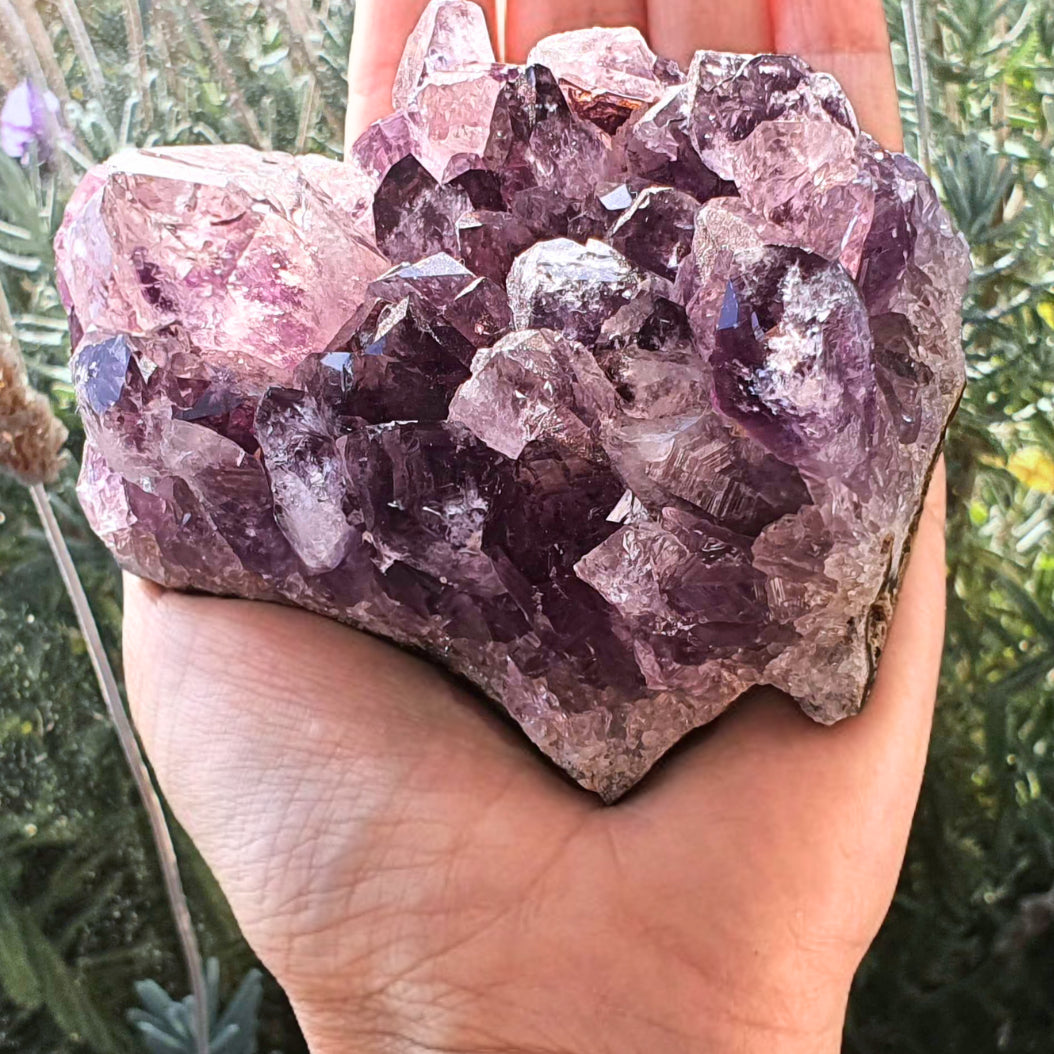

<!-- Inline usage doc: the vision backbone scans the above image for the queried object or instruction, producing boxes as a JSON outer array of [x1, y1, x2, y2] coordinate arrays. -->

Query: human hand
[[125, 3, 941, 1051]]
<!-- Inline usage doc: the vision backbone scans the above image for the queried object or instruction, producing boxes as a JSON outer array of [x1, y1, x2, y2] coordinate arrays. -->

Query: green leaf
[[0, 247, 43, 273], [0, 889, 119, 1052], [214, 968, 262, 1044], [133, 979, 178, 1022], [0, 890, 43, 1010], [132, 1021, 188, 1053]]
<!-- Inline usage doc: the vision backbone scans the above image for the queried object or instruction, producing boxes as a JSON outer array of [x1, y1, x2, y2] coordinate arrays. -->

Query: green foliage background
[[0, 0, 1052, 1050]]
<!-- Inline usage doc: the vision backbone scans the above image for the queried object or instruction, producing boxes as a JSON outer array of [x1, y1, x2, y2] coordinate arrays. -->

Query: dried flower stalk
[[28, 483, 211, 1054], [0, 284, 66, 485], [53, 0, 107, 102], [120, 0, 154, 131]]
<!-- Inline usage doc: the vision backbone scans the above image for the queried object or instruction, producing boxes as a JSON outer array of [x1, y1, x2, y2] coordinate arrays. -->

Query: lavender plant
[[128, 959, 263, 1054]]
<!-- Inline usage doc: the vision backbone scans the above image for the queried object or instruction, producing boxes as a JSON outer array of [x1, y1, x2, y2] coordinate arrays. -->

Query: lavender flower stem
[[901, 0, 933, 177], [28, 483, 211, 1054]]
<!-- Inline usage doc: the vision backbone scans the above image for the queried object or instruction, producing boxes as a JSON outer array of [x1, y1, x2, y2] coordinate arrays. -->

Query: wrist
[[685, 994, 848, 1054], [291, 970, 850, 1054], [302, 1018, 845, 1054]]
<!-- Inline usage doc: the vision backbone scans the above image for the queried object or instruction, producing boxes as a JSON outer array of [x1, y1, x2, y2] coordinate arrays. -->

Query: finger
[[345, 0, 499, 146], [646, 0, 772, 69], [504, 0, 648, 65], [770, 0, 902, 148]]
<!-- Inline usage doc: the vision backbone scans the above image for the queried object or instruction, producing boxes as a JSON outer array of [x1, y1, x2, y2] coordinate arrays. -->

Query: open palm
[[126, 2, 946, 1052]]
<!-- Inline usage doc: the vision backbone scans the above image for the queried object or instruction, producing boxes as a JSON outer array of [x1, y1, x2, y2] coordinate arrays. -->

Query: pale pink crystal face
[[55, 1, 970, 800]]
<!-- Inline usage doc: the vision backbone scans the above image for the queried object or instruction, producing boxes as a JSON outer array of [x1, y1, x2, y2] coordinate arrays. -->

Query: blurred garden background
[[0, 0, 1052, 1050]]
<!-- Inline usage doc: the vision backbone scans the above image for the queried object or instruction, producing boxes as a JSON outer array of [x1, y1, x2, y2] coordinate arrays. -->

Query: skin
[[126, 3, 944, 1051]]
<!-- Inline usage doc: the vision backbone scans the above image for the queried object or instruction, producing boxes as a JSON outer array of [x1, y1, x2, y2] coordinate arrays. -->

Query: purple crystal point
[[450, 329, 613, 459], [319, 294, 473, 425], [696, 244, 876, 475], [456, 210, 536, 284], [527, 27, 679, 132], [255, 389, 353, 574], [56, 1, 970, 800], [368, 252, 513, 347], [623, 84, 735, 202], [484, 63, 609, 214], [372, 155, 473, 262], [405, 67, 512, 181], [507, 237, 648, 343], [392, 0, 496, 110], [610, 186, 699, 280]]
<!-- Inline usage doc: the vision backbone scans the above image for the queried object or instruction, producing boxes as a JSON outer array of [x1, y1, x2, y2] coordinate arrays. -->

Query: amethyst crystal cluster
[[55, 0, 970, 799]]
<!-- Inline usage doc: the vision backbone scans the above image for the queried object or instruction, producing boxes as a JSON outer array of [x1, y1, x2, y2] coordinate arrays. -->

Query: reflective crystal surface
[[56, 1, 970, 800]]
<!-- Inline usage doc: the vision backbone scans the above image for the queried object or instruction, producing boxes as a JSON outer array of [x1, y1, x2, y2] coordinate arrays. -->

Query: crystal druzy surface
[[55, 0, 970, 800]]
